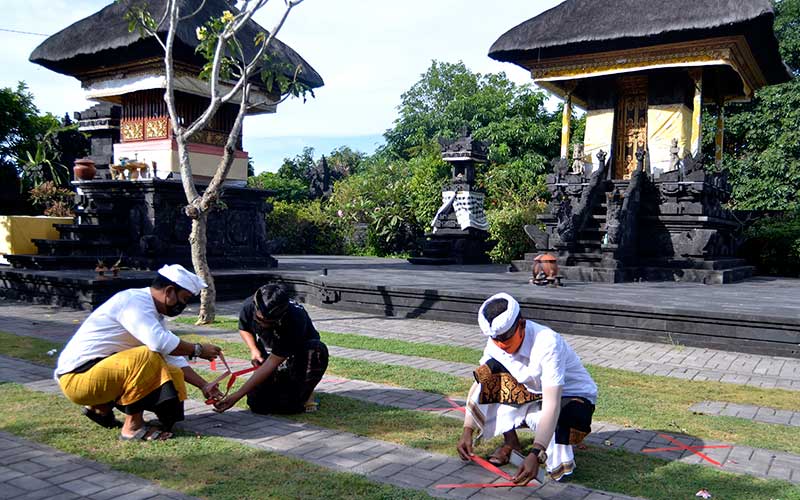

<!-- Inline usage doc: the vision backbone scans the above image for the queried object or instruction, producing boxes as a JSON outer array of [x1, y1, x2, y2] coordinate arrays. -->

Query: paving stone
[[0, 484, 27, 499], [7, 474, 51, 491]]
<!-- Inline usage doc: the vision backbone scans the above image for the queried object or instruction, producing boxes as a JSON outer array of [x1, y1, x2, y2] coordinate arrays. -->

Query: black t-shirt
[[238, 300, 320, 358]]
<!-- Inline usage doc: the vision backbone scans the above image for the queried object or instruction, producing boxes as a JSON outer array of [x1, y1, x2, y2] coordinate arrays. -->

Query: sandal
[[82, 406, 122, 429], [487, 444, 521, 466], [119, 425, 174, 442]]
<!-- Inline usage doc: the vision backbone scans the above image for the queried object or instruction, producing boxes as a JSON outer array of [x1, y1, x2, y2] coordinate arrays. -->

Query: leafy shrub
[[327, 158, 420, 256], [740, 211, 800, 277], [265, 200, 346, 254], [486, 203, 545, 263]]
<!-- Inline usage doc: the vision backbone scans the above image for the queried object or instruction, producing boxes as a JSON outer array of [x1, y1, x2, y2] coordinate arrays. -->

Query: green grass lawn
[[1, 383, 797, 500], [0, 383, 431, 500]]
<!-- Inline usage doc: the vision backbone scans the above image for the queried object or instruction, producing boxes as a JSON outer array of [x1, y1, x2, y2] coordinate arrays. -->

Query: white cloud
[[2, 0, 562, 135]]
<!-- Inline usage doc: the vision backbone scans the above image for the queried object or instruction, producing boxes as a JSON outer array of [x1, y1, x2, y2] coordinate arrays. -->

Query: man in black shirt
[[213, 284, 329, 414]]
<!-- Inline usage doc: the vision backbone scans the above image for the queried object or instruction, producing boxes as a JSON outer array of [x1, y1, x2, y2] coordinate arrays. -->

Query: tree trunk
[[189, 210, 216, 324]]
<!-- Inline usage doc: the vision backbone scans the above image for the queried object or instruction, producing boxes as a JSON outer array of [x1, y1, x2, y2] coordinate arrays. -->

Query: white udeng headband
[[478, 293, 520, 338]]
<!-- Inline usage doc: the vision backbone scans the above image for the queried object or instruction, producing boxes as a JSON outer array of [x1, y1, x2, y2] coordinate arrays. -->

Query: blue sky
[[1, 0, 562, 173]]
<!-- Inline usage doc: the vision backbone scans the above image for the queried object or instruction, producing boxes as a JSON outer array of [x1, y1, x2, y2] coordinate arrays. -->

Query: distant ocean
[[243, 134, 385, 174]]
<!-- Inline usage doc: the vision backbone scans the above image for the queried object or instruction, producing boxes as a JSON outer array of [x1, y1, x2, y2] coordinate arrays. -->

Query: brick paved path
[[0, 355, 639, 500], [689, 401, 800, 427]]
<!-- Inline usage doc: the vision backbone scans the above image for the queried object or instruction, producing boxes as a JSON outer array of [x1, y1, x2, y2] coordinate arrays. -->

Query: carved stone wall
[[73, 179, 276, 269]]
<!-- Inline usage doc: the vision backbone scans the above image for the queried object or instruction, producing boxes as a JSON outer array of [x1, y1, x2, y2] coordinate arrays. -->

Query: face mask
[[165, 289, 188, 317], [493, 321, 525, 354]]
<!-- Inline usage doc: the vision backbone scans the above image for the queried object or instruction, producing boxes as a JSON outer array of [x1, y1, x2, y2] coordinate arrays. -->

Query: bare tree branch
[[178, 0, 208, 21]]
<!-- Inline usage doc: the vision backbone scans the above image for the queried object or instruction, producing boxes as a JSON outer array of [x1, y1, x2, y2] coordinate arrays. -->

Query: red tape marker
[[417, 397, 466, 414], [469, 455, 513, 481], [204, 353, 258, 405], [435, 482, 533, 489], [433, 454, 541, 489], [642, 434, 728, 467]]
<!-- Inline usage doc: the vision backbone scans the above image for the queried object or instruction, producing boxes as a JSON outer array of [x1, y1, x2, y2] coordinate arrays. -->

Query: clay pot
[[73, 158, 97, 181]]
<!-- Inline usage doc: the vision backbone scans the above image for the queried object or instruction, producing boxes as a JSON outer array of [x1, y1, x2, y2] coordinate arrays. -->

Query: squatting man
[[457, 292, 597, 484], [55, 264, 224, 441]]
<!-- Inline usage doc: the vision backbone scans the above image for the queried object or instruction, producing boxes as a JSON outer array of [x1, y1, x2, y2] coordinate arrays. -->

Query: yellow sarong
[[59, 345, 186, 407]]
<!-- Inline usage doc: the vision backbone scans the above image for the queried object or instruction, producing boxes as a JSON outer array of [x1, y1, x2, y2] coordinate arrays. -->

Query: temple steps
[[54, 224, 128, 240], [32, 239, 128, 257]]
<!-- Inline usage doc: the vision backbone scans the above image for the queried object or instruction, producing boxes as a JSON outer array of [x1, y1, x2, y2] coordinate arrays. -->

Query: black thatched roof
[[490, 0, 790, 85], [30, 0, 323, 89]]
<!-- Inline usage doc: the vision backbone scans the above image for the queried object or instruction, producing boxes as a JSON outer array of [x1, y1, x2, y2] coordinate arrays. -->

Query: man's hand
[[199, 344, 223, 361], [511, 452, 540, 485], [250, 349, 265, 367], [213, 396, 237, 413], [456, 427, 475, 461], [202, 382, 223, 402]]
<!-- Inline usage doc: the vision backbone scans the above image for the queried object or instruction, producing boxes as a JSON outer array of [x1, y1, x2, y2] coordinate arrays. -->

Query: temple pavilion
[[30, 0, 324, 185], [3, 0, 323, 272], [490, 0, 792, 283]]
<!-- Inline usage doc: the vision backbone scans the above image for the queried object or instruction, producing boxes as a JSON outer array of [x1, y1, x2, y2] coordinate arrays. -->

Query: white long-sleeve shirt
[[481, 320, 597, 403], [55, 288, 188, 377]]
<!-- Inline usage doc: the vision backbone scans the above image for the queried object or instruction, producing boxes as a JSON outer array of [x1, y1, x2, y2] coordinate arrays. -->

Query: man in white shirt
[[457, 293, 597, 484], [56, 264, 223, 441]]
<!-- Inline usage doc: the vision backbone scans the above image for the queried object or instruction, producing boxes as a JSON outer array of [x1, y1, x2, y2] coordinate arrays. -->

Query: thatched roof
[[30, 0, 323, 90], [489, 0, 790, 85]]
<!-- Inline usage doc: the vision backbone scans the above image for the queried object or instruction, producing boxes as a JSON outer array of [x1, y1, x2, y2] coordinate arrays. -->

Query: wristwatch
[[531, 445, 548, 465], [189, 343, 202, 360]]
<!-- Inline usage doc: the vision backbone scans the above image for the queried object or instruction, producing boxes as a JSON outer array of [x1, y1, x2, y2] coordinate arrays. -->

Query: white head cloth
[[478, 292, 520, 338], [157, 264, 208, 295]]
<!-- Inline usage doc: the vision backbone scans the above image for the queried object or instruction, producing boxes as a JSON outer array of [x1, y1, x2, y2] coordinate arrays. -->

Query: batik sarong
[[467, 359, 595, 481]]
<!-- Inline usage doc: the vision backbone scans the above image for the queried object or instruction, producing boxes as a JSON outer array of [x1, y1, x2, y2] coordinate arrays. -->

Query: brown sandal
[[487, 444, 520, 466]]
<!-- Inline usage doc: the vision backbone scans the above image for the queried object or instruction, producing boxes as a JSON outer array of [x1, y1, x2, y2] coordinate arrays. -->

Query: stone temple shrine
[[491, 0, 791, 283], [3, 0, 323, 273]]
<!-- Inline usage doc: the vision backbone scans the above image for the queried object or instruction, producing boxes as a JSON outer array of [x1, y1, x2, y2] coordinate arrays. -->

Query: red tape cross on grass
[[434, 455, 540, 490], [643, 433, 731, 467], [204, 353, 257, 405]]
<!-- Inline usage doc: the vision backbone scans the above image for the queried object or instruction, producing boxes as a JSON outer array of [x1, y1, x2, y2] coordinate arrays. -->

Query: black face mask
[[165, 289, 188, 317]]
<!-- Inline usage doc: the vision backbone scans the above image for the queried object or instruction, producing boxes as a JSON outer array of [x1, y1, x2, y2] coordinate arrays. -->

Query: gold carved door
[[614, 76, 648, 179]]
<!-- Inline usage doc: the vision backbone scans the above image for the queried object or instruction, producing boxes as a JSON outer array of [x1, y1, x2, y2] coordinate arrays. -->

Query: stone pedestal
[[409, 132, 492, 265]]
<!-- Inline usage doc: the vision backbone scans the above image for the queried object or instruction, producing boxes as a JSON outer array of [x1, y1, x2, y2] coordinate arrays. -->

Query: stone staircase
[[4, 206, 134, 270]]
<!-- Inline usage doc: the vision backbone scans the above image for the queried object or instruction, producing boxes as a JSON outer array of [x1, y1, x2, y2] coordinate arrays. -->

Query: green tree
[[720, 0, 800, 210], [277, 146, 316, 184], [327, 145, 366, 176], [383, 60, 559, 170], [0, 83, 60, 174]]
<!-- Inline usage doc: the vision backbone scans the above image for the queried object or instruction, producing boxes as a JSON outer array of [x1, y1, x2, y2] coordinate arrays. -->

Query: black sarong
[[247, 339, 329, 414]]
